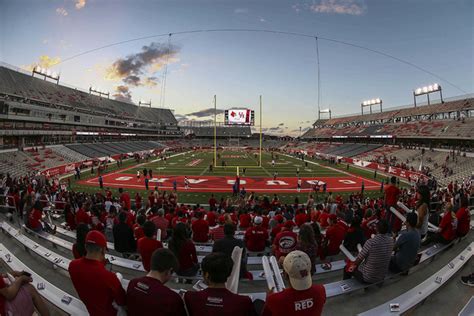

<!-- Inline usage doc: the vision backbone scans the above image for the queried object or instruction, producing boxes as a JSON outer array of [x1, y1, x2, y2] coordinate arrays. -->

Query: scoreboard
[[224, 109, 255, 126]]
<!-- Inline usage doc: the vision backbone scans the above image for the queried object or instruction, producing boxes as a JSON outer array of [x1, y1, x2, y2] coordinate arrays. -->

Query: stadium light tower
[[89, 86, 110, 99], [361, 98, 382, 115], [413, 83, 442, 107], [318, 108, 332, 120], [139, 100, 152, 108], [32, 66, 60, 84]]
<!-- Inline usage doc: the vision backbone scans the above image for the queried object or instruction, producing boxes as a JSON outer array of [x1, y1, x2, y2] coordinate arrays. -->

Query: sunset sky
[[0, 0, 472, 135]]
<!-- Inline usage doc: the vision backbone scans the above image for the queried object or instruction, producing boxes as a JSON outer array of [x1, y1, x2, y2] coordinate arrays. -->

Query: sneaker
[[460, 274, 474, 287]]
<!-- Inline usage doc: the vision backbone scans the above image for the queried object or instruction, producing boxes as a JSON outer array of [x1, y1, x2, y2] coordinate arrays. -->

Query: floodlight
[[412, 83, 442, 106]]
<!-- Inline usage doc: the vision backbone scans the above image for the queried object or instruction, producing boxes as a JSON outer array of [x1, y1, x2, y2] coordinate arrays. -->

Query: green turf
[[123, 150, 344, 178], [67, 149, 397, 205]]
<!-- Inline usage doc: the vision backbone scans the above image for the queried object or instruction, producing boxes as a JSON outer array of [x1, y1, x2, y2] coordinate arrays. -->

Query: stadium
[[0, 1, 473, 315]]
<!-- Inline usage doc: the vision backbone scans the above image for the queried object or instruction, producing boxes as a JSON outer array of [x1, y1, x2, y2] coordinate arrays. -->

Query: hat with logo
[[85, 230, 108, 249], [283, 250, 312, 291]]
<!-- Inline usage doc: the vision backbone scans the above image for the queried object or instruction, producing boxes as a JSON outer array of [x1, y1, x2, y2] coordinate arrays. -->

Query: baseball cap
[[283, 250, 312, 291], [254, 216, 263, 224], [85, 230, 108, 249]]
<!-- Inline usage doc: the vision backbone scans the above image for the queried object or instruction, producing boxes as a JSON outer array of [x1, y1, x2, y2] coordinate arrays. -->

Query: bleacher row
[[65, 141, 164, 158], [0, 66, 177, 125], [0, 206, 472, 315]]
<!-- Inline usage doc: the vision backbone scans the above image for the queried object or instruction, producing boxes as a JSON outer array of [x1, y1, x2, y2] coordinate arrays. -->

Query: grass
[[67, 150, 397, 205]]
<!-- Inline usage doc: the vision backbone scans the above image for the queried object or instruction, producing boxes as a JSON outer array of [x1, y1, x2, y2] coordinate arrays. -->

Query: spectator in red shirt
[[456, 196, 470, 237], [72, 223, 89, 259], [210, 216, 226, 241], [151, 208, 169, 240], [273, 221, 297, 260], [138, 221, 163, 272], [0, 270, 49, 316], [133, 215, 146, 241], [270, 214, 285, 240], [119, 188, 131, 210], [27, 200, 56, 234], [169, 223, 199, 278], [184, 253, 257, 316], [244, 216, 269, 252], [239, 211, 252, 229], [384, 176, 401, 231], [69, 230, 126, 316], [192, 212, 209, 243], [423, 203, 457, 245], [206, 209, 217, 227], [127, 249, 186, 316], [134, 192, 142, 210], [321, 214, 346, 259], [295, 209, 309, 227], [208, 194, 217, 211], [64, 204, 77, 230], [262, 250, 326, 316], [75, 202, 91, 226]]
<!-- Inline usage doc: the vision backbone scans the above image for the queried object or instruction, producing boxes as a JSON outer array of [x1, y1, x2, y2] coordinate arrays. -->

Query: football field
[[80, 150, 382, 194]]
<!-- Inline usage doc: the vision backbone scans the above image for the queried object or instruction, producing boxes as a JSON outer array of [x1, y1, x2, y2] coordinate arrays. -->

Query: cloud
[[186, 108, 225, 118], [234, 8, 248, 14], [278, 123, 284, 126], [113, 85, 133, 103], [106, 42, 180, 88], [22, 55, 61, 72], [56, 7, 68, 16], [259, 17, 267, 23], [75, 0, 86, 10], [309, 0, 366, 15]]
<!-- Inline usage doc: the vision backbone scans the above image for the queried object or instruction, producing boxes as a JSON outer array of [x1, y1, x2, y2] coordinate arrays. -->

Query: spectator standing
[[72, 223, 89, 259], [69, 231, 126, 316], [113, 211, 136, 255]]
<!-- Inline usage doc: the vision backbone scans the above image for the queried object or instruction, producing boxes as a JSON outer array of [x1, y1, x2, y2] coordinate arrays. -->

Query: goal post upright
[[213, 94, 217, 168], [259, 95, 262, 167]]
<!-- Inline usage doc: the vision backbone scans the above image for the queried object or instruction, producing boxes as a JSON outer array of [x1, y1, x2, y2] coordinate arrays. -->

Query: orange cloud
[[22, 55, 61, 72]]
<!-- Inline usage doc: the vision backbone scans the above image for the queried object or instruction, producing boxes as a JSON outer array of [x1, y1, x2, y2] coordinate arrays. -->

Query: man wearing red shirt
[[384, 176, 401, 231], [184, 253, 257, 316], [119, 188, 131, 210], [244, 216, 269, 252], [138, 221, 163, 272], [295, 210, 309, 227], [206, 209, 217, 227], [273, 221, 297, 259], [210, 216, 226, 241], [151, 208, 169, 240], [456, 196, 470, 237], [208, 194, 217, 210], [192, 212, 210, 243], [323, 214, 346, 257], [28, 206, 43, 232], [69, 231, 126, 316], [239, 212, 252, 229], [262, 250, 326, 316], [127, 249, 186, 316], [75, 202, 91, 225]]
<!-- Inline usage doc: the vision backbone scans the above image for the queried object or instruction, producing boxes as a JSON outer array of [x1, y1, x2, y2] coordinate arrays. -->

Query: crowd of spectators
[[0, 168, 472, 315]]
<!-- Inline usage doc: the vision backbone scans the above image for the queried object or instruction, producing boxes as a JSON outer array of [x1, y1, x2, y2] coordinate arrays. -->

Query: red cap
[[218, 215, 226, 224], [275, 214, 284, 223], [85, 230, 107, 249], [284, 220, 295, 229], [328, 214, 338, 222]]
